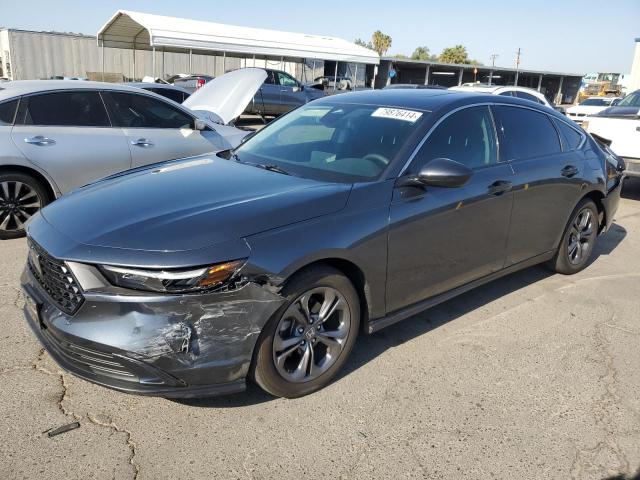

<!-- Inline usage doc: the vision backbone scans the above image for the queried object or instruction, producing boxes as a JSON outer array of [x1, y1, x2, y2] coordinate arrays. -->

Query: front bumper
[[21, 265, 285, 398]]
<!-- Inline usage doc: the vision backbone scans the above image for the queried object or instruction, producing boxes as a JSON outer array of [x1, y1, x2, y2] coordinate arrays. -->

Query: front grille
[[28, 239, 84, 315]]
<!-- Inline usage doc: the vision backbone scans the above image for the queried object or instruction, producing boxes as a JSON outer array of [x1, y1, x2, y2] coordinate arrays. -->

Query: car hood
[[183, 68, 267, 125], [592, 105, 640, 118], [40, 155, 351, 253]]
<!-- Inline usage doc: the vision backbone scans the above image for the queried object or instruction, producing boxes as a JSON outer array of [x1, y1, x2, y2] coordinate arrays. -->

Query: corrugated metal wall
[[5, 29, 305, 81]]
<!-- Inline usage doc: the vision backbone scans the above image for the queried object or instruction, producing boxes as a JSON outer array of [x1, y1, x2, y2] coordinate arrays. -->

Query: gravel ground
[[1, 180, 639, 480]]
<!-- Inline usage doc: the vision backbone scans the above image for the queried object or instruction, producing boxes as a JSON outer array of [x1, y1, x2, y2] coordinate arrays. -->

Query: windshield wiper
[[253, 163, 292, 176]]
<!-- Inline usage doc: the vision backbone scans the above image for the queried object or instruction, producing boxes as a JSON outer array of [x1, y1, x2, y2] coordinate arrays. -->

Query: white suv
[[449, 84, 557, 110]]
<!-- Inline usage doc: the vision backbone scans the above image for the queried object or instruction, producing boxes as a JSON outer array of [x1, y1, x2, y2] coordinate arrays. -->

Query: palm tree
[[371, 31, 392, 56]]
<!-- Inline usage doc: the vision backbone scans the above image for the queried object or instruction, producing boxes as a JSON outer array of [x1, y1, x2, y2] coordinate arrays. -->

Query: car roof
[[314, 88, 561, 117], [0, 80, 151, 101], [125, 82, 191, 93]]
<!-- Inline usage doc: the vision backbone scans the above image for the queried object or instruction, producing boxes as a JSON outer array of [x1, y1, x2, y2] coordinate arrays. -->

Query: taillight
[[196, 78, 206, 89]]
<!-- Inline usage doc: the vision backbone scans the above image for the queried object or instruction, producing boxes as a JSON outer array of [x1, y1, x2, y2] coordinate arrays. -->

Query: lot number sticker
[[372, 107, 423, 123]]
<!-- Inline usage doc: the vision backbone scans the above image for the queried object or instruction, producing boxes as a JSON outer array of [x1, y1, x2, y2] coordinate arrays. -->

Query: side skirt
[[366, 251, 555, 334]]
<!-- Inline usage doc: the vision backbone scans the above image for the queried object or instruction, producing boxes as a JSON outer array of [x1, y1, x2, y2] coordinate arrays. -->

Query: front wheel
[[251, 266, 360, 398], [545, 198, 598, 274], [0, 172, 50, 240]]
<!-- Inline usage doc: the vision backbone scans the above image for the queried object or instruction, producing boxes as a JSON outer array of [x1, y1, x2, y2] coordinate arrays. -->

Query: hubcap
[[567, 208, 594, 265], [272, 286, 351, 383], [0, 181, 42, 232]]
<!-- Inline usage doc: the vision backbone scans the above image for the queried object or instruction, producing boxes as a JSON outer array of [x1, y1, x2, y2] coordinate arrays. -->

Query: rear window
[[553, 118, 583, 151], [0, 99, 18, 125], [492, 105, 561, 161]]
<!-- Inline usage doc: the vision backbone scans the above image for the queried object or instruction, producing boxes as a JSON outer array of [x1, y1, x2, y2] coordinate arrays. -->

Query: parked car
[[582, 89, 640, 177], [126, 82, 192, 103], [0, 68, 267, 238], [566, 96, 620, 125], [384, 84, 447, 90], [246, 68, 325, 117], [172, 75, 215, 94], [449, 84, 562, 111], [21, 89, 623, 399], [314, 75, 353, 91]]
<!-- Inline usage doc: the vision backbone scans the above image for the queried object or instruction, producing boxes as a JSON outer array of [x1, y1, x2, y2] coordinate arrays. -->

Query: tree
[[411, 46, 436, 61], [354, 38, 373, 50], [371, 30, 392, 56], [437, 45, 482, 65]]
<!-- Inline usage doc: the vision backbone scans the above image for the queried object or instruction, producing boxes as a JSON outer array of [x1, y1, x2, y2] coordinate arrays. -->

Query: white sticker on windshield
[[371, 107, 423, 123]]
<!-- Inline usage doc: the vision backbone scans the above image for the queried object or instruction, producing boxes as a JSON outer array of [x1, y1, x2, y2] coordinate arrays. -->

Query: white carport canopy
[[97, 10, 379, 65]]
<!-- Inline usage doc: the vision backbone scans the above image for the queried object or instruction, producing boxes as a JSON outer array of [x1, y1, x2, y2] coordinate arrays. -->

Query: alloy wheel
[[272, 286, 351, 383], [567, 208, 594, 265], [0, 181, 42, 233]]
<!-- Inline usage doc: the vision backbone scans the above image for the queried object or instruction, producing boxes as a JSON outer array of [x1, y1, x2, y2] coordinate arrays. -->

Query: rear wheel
[[0, 172, 50, 240], [251, 266, 360, 398], [545, 198, 598, 274]]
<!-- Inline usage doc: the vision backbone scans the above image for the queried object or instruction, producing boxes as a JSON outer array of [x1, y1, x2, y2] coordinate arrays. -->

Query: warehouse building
[[2, 11, 582, 104]]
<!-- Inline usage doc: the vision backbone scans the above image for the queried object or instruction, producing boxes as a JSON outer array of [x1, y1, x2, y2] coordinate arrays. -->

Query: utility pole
[[488, 54, 498, 85], [514, 48, 521, 86]]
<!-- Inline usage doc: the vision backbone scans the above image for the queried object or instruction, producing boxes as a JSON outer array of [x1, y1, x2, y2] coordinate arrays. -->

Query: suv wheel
[[0, 172, 50, 240], [251, 266, 360, 398]]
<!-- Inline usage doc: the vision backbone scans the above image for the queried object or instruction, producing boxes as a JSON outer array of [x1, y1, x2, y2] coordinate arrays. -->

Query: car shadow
[[177, 222, 626, 409]]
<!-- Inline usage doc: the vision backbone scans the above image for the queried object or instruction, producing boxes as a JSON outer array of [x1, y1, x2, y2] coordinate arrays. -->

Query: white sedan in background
[[449, 84, 560, 110], [566, 96, 619, 125], [0, 68, 267, 238]]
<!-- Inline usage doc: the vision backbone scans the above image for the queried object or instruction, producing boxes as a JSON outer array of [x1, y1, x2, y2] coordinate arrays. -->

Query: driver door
[[277, 72, 305, 114], [386, 106, 514, 313]]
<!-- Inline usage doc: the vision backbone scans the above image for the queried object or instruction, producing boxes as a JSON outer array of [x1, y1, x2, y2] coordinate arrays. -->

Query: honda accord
[[21, 89, 624, 398]]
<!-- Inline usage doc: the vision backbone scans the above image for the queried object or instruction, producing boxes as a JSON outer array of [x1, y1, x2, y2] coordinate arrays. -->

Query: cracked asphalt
[[2, 180, 640, 480]]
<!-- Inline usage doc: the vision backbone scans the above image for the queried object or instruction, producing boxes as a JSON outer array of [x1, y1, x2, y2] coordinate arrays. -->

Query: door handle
[[488, 180, 513, 196], [561, 165, 579, 178], [130, 138, 154, 147], [24, 136, 56, 146]]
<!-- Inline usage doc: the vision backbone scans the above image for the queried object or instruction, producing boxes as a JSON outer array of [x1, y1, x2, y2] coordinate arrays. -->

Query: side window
[[408, 106, 497, 173], [498, 91, 514, 97], [21, 91, 110, 127], [553, 118, 583, 151], [515, 91, 543, 104], [105, 92, 194, 129], [148, 88, 185, 104], [277, 72, 298, 88], [493, 105, 561, 161], [264, 71, 278, 85], [0, 99, 18, 125]]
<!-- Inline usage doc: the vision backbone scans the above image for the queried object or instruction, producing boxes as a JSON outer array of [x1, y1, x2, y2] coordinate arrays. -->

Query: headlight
[[99, 260, 245, 293]]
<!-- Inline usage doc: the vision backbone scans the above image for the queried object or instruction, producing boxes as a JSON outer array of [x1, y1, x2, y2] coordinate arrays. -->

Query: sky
[[0, 0, 638, 74]]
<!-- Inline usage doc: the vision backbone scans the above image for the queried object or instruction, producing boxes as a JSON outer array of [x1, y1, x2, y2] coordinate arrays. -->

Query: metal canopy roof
[[97, 10, 379, 64]]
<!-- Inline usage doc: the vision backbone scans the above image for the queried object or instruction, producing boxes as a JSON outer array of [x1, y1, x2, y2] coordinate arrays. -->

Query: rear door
[[10, 90, 131, 193], [102, 91, 215, 168], [252, 70, 281, 115], [493, 105, 587, 265]]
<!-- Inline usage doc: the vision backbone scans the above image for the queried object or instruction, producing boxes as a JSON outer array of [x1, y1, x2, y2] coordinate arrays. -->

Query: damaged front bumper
[[21, 265, 285, 398]]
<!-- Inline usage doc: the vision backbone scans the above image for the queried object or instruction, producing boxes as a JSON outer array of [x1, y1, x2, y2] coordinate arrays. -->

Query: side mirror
[[397, 158, 472, 188], [194, 119, 208, 131], [293, 85, 302, 93]]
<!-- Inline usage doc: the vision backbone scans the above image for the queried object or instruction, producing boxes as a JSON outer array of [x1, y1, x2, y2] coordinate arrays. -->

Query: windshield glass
[[234, 102, 426, 182], [580, 98, 611, 106], [617, 91, 640, 107]]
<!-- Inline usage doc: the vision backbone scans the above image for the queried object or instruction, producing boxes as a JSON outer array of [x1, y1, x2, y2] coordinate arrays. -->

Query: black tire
[[0, 171, 51, 240], [251, 265, 360, 398], [545, 198, 598, 275]]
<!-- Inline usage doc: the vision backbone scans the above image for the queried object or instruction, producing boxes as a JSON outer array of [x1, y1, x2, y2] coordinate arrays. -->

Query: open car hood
[[182, 68, 267, 125]]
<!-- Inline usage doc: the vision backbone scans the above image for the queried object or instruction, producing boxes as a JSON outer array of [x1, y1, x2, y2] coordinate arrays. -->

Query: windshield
[[234, 102, 426, 182], [580, 98, 611, 106], [617, 91, 640, 107]]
